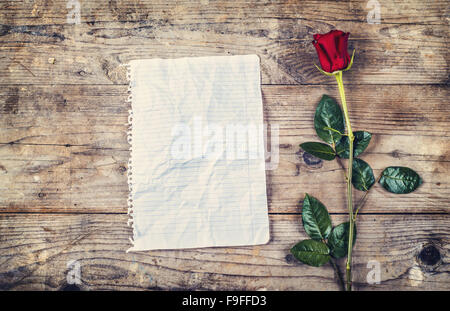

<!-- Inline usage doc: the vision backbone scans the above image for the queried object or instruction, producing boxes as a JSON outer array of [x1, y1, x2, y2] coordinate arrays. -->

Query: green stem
[[353, 190, 369, 221], [353, 173, 382, 220], [335, 71, 355, 291], [330, 257, 345, 291]]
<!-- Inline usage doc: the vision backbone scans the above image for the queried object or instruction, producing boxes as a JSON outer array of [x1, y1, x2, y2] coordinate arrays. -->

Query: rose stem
[[353, 173, 382, 220], [335, 70, 355, 291], [330, 257, 345, 291]]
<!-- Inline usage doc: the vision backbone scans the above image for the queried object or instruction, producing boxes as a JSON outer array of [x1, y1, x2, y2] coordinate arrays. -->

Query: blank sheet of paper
[[126, 55, 269, 251]]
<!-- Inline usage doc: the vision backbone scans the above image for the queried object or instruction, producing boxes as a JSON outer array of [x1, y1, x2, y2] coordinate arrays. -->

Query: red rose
[[312, 30, 351, 73]]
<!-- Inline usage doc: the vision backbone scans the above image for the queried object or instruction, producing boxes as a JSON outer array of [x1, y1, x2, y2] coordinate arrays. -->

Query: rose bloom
[[312, 30, 351, 73]]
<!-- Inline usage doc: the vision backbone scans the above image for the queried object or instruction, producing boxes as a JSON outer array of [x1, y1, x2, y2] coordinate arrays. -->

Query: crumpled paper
[[126, 55, 270, 251]]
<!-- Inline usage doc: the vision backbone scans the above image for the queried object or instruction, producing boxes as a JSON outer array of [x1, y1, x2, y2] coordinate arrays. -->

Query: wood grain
[[3, 0, 448, 25], [0, 84, 448, 214], [0, 1, 448, 85], [0, 213, 448, 291], [0, 0, 449, 290]]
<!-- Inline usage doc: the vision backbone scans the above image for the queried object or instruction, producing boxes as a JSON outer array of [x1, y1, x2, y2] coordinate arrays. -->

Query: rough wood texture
[[0, 1, 448, 85], [0, 0, 448, 290], [0, 85, 448, 214], [0, 214, 448, 291]]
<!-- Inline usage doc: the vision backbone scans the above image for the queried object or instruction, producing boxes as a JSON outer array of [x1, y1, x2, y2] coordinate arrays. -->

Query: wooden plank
[[0, 0, 448, 292], [2, 1, 447, 25], [0, 2, 448, 84], [0, 26, 446, 85], [0, 213, 448, 290], [0, 84, 448, 213]]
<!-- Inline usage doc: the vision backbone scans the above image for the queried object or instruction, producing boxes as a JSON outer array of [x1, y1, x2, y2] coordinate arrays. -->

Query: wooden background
[[0, 0, 448, 290]]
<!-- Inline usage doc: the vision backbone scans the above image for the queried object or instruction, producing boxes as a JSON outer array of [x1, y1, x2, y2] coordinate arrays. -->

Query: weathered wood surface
[[0, 0, 449, 290], [0, 1, 448, 85], [0, 85, 448, 214], [0, 214, 448, 291]]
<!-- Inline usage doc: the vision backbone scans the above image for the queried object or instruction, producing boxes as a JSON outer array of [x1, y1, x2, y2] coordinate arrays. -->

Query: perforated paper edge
[[123, 63, 137, 253]]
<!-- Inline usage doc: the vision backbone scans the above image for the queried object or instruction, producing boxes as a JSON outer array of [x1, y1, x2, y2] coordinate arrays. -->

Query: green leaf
[[328, 222, 357, 259], [314, 95, 345, 146], [290, 239, 331, 267], [300, 142, 336, 161], [336, 131, 372, 159], [352, 158, 375, 191], [379, 166, 422, 194], [302, 194, 332, 240]]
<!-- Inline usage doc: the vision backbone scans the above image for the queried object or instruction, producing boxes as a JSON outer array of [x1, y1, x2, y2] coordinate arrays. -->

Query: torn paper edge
[[122, 56, 270, 252], [123, 63, 136, 253]]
